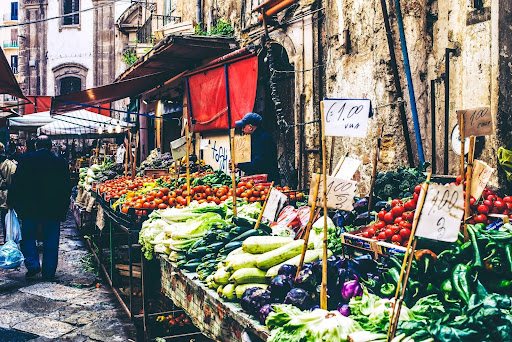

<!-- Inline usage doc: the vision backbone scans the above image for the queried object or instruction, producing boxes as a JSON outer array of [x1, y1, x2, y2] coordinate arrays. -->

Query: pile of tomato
[[275, 186, 306, 202], [95, 176, 154, 202], [361, 185, 421, 246]]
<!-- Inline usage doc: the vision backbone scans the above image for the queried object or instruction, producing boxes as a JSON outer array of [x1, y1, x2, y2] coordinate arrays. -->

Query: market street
[[0, 212, 137, 341]]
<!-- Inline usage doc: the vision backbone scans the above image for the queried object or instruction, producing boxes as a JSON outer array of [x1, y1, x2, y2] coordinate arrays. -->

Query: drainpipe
[[196, 0, 202, 26], [444, 48, 456, 174], [393, 0, 425, 165]]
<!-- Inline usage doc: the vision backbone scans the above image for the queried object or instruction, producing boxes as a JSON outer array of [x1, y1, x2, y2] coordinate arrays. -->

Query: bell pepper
[[380, 282, 396, 297], [505, 244, 512, 273], [451, 264, 472, 304], [415, 249, 437, 273], [441, 279, 458, 303], [467, 225, 483, 268]]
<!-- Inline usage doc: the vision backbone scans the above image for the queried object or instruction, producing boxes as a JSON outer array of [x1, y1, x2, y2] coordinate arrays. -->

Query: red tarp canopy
[[186, 54, 258, 132], [24, 96, 52, 114], [0, 48, 26, 100]]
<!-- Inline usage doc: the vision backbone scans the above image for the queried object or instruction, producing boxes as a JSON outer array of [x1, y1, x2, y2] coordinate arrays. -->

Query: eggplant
[[247, 290, 272, 315], [284, 288, 313, 310], [268, 275, 294, 301], [353, 212, 376, 226], [294, 266, 317, 291], [241, 287, 262, 312], [258, 304, 275, 324], [341, 278, 363, 302], [374, 200, 390, 212], [337, 303, 351, 317], [353, 197, 369, 213], [347, 255, 378, 280], [277, 264, 298, 278]]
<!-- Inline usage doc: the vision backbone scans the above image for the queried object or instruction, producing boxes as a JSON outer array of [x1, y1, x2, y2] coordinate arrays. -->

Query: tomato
[[289, 194, 296, 201], [391, 205, 405, 218], [378, 210, 387, 221], [296, 193, 304, 200], [161, 188, 170, 195], [455, 175, 463, 184], [175, 189, 182, 196], [391, 199, 403, 208], [148, 201, 157, 209], [384, 228, 394, 239], [477, 204, 489, 215], [391, 234, 402, 243], [282, 186, 289, 191], [146, 196, 155, 202], [249, 196, 257, 202], [143, 202, 151, 209], [134, 203, 142, 209], [237, 181, 246, 188], [135, 210, 142, 215], [374, 221, 385, 230], [399, 221, 412, 229], [154, 198, 163, 205], [194, 193, 202, 201], [213, 198, 221, 205], [474, 214, 487, 224], [378, 231, 387, 240], [162, 196, 169, 202], [399, 228, 411, 239], [503, 196, 512, 203], [404, 199, 417, 211], [158, 203, 168, 209], [193, 186, 204, 193], [413, 193, 419, 201], [220, 195, 228, 202], [507, 202, 512, 210], [403, 211, 414, 222], [260, 195, 266, 200], [253, 190, 261, 197], [494, 200, 506, 211], [205, 187, 212, 196], [366, 227, 376, 237], [414, 184, 422, 194], [383, 212, 395, 224], [363, 231, 370, 238], [155, 191, 164, 199], [470, 197, 477, 209], [394, 217, 403, 224], [121, 206, 129, 214], [487, 195, 496, 202]]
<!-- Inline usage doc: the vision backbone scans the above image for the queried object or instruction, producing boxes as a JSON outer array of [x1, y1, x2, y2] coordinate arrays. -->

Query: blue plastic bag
[[0, 209, 24, 269]]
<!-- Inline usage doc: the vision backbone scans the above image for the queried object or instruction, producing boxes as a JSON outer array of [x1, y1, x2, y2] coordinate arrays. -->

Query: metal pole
[[224, 64, 237, 216], [431, 80, 436, 174], [379, 0, 415, 167], [393, 0, 425, 165], [444, 48, 455, 174]]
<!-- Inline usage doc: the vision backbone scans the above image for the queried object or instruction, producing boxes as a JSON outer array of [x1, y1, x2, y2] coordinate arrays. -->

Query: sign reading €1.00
[[457, 107, 493, 137], [322, 99, 371, 138], [233, 135, 251, 164], [308, 175, 357, 211]]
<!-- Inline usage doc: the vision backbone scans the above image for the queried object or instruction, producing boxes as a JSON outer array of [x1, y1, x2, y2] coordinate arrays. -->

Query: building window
[[11, 2, 18, 21], [63, 0, 79, 26], [60, 77, 81, 95], [10, 55, 18, 74]]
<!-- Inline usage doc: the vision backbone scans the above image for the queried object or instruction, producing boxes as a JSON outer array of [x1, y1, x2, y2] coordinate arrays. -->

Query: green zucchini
[[201, 253, 217, 263], [217, 232, 238, 242], [219, 241, 243, 255], [256, 240, 309, 270], [182, 261, 201, 272], [230, 267, 267, 285], [188, 246, 209, 259], [258, 222, 273, 234], [229, 226, 252, 235], [242, 236, 294, 254], [206, 242, 224, 253], [232, 217, 256, 229], [230, 229, 264, 243]]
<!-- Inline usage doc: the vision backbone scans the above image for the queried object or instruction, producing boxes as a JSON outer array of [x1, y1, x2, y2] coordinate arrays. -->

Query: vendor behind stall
[[234, 113, 280, 183]]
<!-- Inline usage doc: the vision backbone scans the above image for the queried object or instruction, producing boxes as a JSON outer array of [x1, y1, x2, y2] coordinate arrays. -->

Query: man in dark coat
[[235, 113, 280, 183], [7, 135, 71, 279]]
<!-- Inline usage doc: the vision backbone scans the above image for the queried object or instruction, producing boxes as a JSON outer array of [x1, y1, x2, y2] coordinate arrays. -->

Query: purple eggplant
[[241, 287, 263, 312], [294, 267, 317, 291], [247, 289, 272, 315], [258, 304, 275, 324], [284, 288, 313, 310], [353, 197, 369, 213], [337, 303, 351, 317], [277, 264, 298, 278], [341, 278, 363, 302], [268, 275, 294, 301]]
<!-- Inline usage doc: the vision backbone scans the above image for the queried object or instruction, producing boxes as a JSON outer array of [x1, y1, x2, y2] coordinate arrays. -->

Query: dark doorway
[[256, 43, 297, 188], [60, 76, 81, 95]]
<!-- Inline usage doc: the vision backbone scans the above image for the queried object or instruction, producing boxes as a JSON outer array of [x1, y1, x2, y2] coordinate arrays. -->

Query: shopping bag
[[5, 209, 21, 244], [0, 209, 24, 269], [498, 147, 512, 181]]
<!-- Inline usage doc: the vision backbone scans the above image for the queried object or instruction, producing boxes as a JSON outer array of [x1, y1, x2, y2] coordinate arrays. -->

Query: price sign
[[470, 159, 495, 199], [170, 136, 187, 160], [233, 135, 251, 163], [334, 156, 361, 180], [308, 175, 357, 211], [262, 188, 288, 222], [457, 107, 493, 137], [416, 184, 464, 242], [200, 139, 209, 150], [322, 99, 371, 138]]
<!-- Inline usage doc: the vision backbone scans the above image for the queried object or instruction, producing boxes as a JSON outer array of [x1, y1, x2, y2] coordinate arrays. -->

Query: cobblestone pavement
[[0, 212, 138, 341]]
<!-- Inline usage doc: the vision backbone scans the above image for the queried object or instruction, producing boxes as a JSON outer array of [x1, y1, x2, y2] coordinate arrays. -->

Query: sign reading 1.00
[[323, 99, 371, 138]]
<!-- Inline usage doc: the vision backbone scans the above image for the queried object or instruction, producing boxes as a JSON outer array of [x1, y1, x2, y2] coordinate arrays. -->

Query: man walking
[[7, 135, 71, 279], [0, 142, 16, 243]]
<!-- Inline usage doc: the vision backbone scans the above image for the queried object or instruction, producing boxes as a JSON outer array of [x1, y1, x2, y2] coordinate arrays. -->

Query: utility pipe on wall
[[393, 0, 425, 165], [444, 48, 456, 175], [196, 0, 202, 26]]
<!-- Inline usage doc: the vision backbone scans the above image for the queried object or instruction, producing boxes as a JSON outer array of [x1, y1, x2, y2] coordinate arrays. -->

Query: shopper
[[7, 135, 71, 279], [25, 139, 36, 154], [0, 143, 16, 243], [234, 113, 280, 183]]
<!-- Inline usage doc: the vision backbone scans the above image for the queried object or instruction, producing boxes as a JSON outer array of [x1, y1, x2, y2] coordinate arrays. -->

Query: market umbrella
[[8, 111, 55, 129]]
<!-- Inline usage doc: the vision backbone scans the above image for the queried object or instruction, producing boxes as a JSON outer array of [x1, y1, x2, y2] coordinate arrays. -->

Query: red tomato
[[413, 193, 419, 201], [414, 184, 422, 194], [399, 221, 412, 229], [378, 211, 387, 221], [378, 231, 387, 240], [391, 234, 402, 243], [374, 221, 386, 230], [455, 175, 462, 184], [155, 191, 164, 198], [391, 199, 403, 208], [494, 200, 506, 211], [507, 202, 512, 210], [403, 211, 415, 222], [477, 205, 489, 215], [384, 228, 394, 239], [474, 214, 487, 224], [487, 195, 497, 202], [404, 199, 417, 211], [366, 227, 376, 237], [146, 196, 155, 202], [384, 212, 395, 224], [503, 196, 512, 203], [483, 199, 493, 209], [158, 203, 168, 209], [394, 217, 403, 224], [391, 205, 405, 218], [363, 231, 370, 238], [399, 228, 411, 239]]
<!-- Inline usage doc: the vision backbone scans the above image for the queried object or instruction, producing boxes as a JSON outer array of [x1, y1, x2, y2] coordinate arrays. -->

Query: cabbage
[[266, 304, 362, 342], [139, 218, 171, 260]]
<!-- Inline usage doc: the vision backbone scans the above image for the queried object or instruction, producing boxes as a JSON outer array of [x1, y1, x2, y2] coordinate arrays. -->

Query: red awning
[[187, 54, 258, 132], [0, 48, 27, 100], [51, 71, 174, 115], [24, 96, 52, 114]]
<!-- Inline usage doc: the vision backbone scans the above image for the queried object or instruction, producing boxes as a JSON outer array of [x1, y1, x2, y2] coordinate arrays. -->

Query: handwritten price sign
[[233, 135, 251, 163], [170, 136, 187, 160], [457, 107, 493, 137], [308, 175, 357, 211], [470, 159, 495, 199], [322, 99, 371, 138], [416, 184, 464, 242]]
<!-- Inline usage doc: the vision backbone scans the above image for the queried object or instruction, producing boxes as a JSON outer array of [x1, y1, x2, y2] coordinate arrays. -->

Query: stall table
[[159, 256, 270, 342]]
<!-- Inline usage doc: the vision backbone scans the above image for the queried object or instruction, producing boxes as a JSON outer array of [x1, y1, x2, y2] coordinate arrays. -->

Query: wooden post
[[128, 133, 133, 179], [230, 129, 238, 217], [185, 122, 191, 206], [253, 182, 274, 230], [124, 133, 129, 177], [463, 136, 476, 242], [460, 111, 465, 178], [332, 153, 349, 178], [174, 160, 180, 188], [368, 126, 383, 217], [387, 172, 432, 340], [320, 101, 329, 310], [329, 137, 336, 175], [295, 171, 321, 280], [131, 131, 139, 180]]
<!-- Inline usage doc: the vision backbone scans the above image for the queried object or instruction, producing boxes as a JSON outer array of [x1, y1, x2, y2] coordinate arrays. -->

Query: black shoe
[[26, 268, 41, 278], [42, 274, 56, 281]]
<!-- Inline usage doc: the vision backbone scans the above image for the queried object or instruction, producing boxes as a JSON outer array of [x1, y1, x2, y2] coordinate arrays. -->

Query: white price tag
[[416, 184, 464, 243], [308, 175, 357, 211], [322, 99, 371, 138], [470, 159, 494, 200], [262, 189, 288, 222], [334, 157, 361, 180], [200, 139, 209, 150]]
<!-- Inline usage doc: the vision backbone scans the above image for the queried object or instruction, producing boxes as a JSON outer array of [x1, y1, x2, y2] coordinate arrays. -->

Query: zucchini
[[235, 284, 268, 299], [182, 261, 201, 272], [226, 254, 258, 271], [229, 226, 252, 235], [229, 268, 267, 285], [242, 236, 294, 254], [232, 216, 256, 229], [258, 222, 273, 234], [265, 249, 327, 278], [222, 283, 236, 301], [213, 267, 231, 285], [217, 232, 238, 242], [187, 246, 209, 259], [206, 242, 224, 253], [188, 238, 205, 251], [201, 253, 217, 263], [217, 285, 225, 296], [230, 229, 264, 243], [219, 241, 244, 255], [256, 240, 309, 270]]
